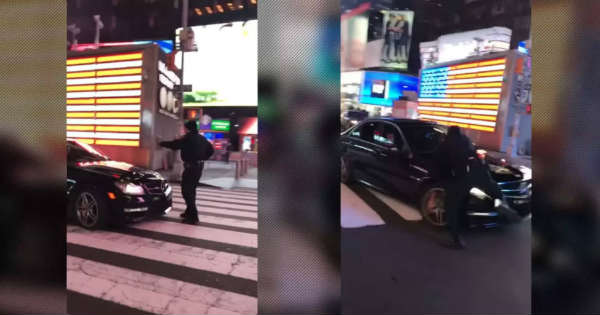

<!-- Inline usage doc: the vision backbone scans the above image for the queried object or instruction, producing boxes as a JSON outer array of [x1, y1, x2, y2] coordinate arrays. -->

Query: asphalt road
[[342, 183, 531, 315]]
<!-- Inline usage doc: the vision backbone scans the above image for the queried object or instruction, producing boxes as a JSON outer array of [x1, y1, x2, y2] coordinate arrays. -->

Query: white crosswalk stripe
[[67, 184, 258, 314], [341, 184, 423, 229]]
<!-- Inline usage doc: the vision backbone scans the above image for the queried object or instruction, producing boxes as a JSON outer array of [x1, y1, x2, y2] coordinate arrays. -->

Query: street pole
[[181, 0, 188, 123]]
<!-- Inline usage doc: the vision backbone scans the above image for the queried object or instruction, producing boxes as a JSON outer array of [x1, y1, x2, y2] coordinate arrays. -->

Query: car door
[[369, 122, 413, 195], [342, 121, 379, 184]]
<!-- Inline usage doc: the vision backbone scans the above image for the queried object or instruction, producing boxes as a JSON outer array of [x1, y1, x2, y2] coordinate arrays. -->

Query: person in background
[[433, 126, 475, 249], [381, 14, 396, 63], [159, 120, 214, 225], [394, 14, 410, 62]]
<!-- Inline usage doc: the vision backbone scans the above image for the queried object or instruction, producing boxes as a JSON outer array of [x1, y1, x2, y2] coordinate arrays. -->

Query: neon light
[[67, 85, 95, 91], [418, 106, 497, 116], [67, 118, 140, 125], [67, 125, 95, 131], [94, 90, 141, 97], [95, 112, 140, 118], [94, 132, 139, 139], [419, 114, 496, 127], [67, 131, 95, 138], [95, 126, 140, 132], [74, 138, 95, 144], [418, 98, 500, 104], [67, 112, 95, 118], [469, 125, 495, 132], [67, 57, 96, 65], [95, 139, 139, 146], [447, 64, 505, 75], [470, 114, 497, 121], [96, 82, 141, 90], [66, 60, 143, 72], [94, 75, 142, 84], [96, 68, 142, 76], [445, 88, 502, 94], [96, 52, 142, 63], [67, 91, 96, 98], [67, 71, 95, 78], [94, 105, 140, 111], [67, 98, 95, 104], [94, 119, 140, 125], [95, 97, 140, 104]]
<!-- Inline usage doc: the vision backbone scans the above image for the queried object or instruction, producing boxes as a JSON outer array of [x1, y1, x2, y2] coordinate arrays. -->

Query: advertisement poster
[[177, 20, 257, 107], [365, 10, 414, 69], [340, 6, 370, 71]]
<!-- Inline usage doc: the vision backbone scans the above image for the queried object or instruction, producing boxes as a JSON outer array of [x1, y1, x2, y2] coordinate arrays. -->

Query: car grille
[[142, 180, 166, 195], [498, 179, 531, 215]]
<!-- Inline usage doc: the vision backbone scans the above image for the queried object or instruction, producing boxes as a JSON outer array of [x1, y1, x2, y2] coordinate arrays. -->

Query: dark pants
[[181, 163, 203, 220], [443, 176, 471, 240]]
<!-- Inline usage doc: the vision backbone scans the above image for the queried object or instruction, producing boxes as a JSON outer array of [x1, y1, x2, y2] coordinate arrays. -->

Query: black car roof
[[361, 117, 440, 126]]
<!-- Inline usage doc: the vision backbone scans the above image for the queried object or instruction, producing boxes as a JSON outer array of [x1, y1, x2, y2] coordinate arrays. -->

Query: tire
[[341, 156, 354, 184], [419, 186, 447, 227], [72, 189, 109, 230]]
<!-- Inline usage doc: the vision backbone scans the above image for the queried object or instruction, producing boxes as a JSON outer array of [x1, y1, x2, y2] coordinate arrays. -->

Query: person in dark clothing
[[159, 120, 214, 225], [394, 15, 410, 62], [434, 126, 476, 249], [381, 14, 396, 63]]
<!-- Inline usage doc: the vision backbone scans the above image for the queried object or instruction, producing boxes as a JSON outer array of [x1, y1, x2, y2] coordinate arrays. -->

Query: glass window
[[350, 122, 376, 142], [374, 123, 403, 147], [400, 124, 447, 154]]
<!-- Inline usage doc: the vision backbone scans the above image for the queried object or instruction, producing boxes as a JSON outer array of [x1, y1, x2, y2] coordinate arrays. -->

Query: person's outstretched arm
[[159, 137, 184, 150]]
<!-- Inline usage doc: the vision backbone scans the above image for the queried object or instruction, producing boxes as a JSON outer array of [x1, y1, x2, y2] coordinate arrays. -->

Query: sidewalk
[[199, 160, 257, 190]]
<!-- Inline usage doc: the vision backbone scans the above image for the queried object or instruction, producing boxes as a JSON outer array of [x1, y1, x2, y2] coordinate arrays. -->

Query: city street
[[67, 184, 258, 315], [341, 183, 530, 314]]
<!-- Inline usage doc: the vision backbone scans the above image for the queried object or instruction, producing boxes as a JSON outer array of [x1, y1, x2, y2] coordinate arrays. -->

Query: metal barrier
[[235, 158, 250, 179]]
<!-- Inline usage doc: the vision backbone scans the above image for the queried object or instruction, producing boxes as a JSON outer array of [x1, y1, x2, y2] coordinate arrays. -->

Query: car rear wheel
[[341, 156, 353, 184], [420, 187, 447, 227], [74, 190, 108, 229]]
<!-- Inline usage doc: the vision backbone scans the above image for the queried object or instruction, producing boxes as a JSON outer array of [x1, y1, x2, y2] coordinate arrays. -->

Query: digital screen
[[211, 120, 231, 131], [365, 10, 414, 70], [371, 80, 387, 98], [360, 71, 418, 106], [66, 51, 143, 147], [178, 20, 257, 107], [418, 57, 507, 132]]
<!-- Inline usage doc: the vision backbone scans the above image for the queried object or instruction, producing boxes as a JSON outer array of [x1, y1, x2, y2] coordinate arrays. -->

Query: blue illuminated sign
[[359, 71, 419, 106]]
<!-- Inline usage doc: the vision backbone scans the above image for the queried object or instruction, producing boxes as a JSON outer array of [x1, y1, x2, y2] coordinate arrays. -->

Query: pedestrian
[[433, 126, 475, 249], [159, 120, 214, 225]]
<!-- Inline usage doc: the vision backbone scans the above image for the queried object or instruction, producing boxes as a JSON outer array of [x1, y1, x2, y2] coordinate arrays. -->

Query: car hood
[[74, 160, 163, 181], [415, 153, 528, 183]]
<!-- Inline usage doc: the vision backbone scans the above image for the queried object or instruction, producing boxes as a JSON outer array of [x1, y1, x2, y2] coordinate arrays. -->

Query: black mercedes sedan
[[340, 118, 531, 228], [67, 139, 172, 229]]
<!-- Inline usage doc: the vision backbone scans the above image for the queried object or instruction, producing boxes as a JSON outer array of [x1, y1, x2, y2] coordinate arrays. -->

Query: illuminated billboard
[[360, 71, 418, 107], [365, 10, 414, 70], [66, 51, 143, 147], [418, 57, 507, 132], [176, 20, 257, 107]]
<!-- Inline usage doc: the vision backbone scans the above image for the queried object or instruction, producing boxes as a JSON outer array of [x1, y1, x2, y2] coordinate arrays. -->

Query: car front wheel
[[420, 187, 447, 227], [74, 190, 108, 229]]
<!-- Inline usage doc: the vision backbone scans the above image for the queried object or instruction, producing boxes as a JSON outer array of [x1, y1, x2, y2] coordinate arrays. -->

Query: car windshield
[[399, 124, 447, 154], [67, 140, 109, 162]]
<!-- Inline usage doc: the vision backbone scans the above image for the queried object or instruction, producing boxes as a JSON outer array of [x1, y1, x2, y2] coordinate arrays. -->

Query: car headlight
[[164, 184, 172, 196], [469, 187, 491, 200], [518, 165, 532, 181], [115, 181, 145, 195], [350, 120, 358, 124]]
